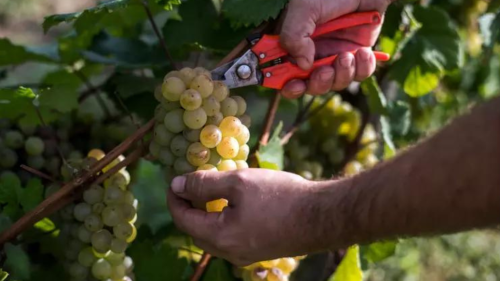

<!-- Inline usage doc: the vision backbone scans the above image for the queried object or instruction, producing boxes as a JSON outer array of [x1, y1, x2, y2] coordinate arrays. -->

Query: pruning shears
[[211, 11, 390, 90]]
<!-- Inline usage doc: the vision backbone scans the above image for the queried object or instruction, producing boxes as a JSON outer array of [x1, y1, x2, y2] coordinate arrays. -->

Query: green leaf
[[38, 70, 81, 113], [4, 243, 30, 280], [256, 122, 284, 170], [0, 39, 58, 66], [128, 240, 190, 281], [360, 241, 397, 264], [478, 54, 500, 99], [0, 269, 8, 281], [388, 101, 411, 137], [330, 245, 363, 281], [479, 11, 500, 54], [0, 88, 58, 126], [19, 179, 44, 212], [222, 0, 288, 27], [111, 74, 161, 99], [202, 258, 235, 281], [156, 0, 182, 10], [360, 76, 388, 115], [34, 217, 56, 233], [380, 116, 396, 159], [0, 173, 21, 205], [389, 5, 463, 97], [0, 214, 12, 233]]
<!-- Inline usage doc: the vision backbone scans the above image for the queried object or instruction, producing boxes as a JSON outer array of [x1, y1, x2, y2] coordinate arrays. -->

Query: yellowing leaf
[[331, 245, 363, 281], [403, 66, 441, 97]]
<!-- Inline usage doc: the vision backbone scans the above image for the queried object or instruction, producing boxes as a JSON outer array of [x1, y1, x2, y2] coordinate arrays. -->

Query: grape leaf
[[389, 5, 463, 97], [111, 74, 161, 98], [19, 179, 44, 212], [0, 88, 59, 126], [202, 258, 235, 281], [360, 77, 388, 115], [360, 241, 397, 265], [34, 218, 56, 233], [4, 243, 30, 280], [0, 39, 58, 66], [0, 173, 21, 205], [38, 70, 81, 113], [0, 214, 12, 233], [256, 121, 284, 170], [222, 0, 288, 27], [330, 245, 362, 281]]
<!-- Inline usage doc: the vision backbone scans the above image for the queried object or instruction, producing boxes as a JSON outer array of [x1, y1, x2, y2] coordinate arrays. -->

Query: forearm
[[314, 97, 500, 250]]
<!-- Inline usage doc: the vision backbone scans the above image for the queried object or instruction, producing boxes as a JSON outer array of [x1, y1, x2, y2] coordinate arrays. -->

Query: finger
[[331, 52, 355, 91], [306, 66, 334, 95], [279, 79, 306, 99], [354, 48, 375, 82], [167, 188, 223, 239], [171, 171, 235, 202]]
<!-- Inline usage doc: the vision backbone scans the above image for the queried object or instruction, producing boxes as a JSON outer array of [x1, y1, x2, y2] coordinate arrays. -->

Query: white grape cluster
[[58, 149, 136, 281], [149, 67, 251, 210]]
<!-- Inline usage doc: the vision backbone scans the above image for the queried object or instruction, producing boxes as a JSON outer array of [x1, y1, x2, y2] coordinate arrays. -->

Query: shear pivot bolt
[[265, 72, 271, 78], [259, 53, 266, 59], [236, 64, 252, 80]]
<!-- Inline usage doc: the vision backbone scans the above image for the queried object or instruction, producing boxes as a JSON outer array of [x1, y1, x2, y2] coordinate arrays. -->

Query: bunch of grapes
[[56, 149, 137, 281], [236, 256, 305, 281], [149, 66, 251, 211]]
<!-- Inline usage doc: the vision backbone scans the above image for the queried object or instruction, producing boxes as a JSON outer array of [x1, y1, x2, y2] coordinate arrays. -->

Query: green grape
[[154, 85, 163, 102], [111, 238, 128, 254], [92, 203, 105, 215], [113, 222, 134, 241], [183, 128, 200, 142], [164, 109, 186, 133], [102, 206, 124, 227], [361, 124, 377, 145], [189, 74, 214, 98], [69, 151, 84, 161], [235, 124, 250, 145], [154, 105, 167, 123], [219, 116, 242, 137], [74, 202, 92, 222], [186, 142, 211, 166], [212, 81, 229, 101], [110, 264, 127, 280], [344, 161, 363, 176], [67, 239, 85, 260], [328, 149, 344, 164], [69, 262, 89, 279], [92, 259, 112, 280], [232, 96, 247, 116], [197, 164, 217, 171], [85, 214, 104, 232], [119, 203, 136, 222], [148, 141, 162, 159], [362, 154, 378, 168], [183, 108, 207, 130], [239, 114, 251, 128], [84, 185, 104, 205], [104, 186, 124, 205], [44, 183, 59, 199], [206, 112, 223, 126], [46, 157, 61, 176], [27, 155, 45, 170], [71, 223, 80, 238], [179, 67, 196, 85], [170, 135, 191, 157], [216, 137, 239, 159], [4, 130, 24, 149], [235, 160, 249, 169], [0, 148, 18, 168], [174, 157, 196, 174], [122, 191, 135, 205], [161, 99, 180, 112], [18, 122, 37, 136], [201, 96, 220, 116], [217, 159, 237, 171], [91, 229, 113, 253], [207, 149, 222, 166], [234, 144, 249, 161], [78, 224, 92, 243], [78, 247, 97, 267], [158, 147, 175, 166], [194, 67, 211, 77], [180, 89, 202, 110], [106, 252, 125, 266], [25, 136, 44, 156], [321, 139, 337, 153], [105, 170, 130, 190], [162, 77, 186, 101], [164, 70, 181, 81], [220, 97, 238, 117], [298, 170, 313, 180], [200, 125, 222, 148], [154, 125, 174, 146], [123, 256, 134, 273]]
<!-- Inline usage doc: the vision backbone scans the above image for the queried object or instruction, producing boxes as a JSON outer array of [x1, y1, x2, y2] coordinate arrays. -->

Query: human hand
[[167, 169, 324, 266], [279, 0, 391, 98]]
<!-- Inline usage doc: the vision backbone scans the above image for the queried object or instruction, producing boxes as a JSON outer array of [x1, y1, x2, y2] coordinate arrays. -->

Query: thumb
[[171, 171, 234, 203]]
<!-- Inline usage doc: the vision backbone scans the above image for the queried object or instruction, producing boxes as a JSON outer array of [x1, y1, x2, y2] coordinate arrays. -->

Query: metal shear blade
[[210, 50, 263, 89]]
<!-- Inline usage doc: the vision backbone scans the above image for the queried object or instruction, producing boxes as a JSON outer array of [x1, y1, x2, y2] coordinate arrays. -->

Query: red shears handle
[[251, 11, 390, 90]]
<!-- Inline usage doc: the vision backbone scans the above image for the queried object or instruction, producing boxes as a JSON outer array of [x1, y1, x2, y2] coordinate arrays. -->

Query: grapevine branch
[[190, 253, 212, 281], [20, 165, 56, 182]]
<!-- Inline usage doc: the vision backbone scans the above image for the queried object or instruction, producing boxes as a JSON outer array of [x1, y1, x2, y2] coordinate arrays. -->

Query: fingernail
[[340, 56, 353, 67], [296, 57, 311, 70], [360, 51, 370, 62], [171, 176, 186, 194], [320, 69, 334, 82]]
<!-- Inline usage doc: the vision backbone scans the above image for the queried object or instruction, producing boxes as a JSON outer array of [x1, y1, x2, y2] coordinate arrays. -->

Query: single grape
[[231, 96, 247, 116], [207, 149, 222, 166], [164, 70, 181, 81], [216, 137, 239, 159], [344, 161, 363, 176], [183, 108, 207, 130], [328, 149, 344, 164], [92, 203, 105, 215], [102, 205, 124, 227], [158, 147, 175, 166], [194, 67, 211, 77], [173, 157, 195, 175], [106, 252, 125, 266], [182, 129, 200, 143], [197, 164, 217, 171], [78, 224, 92, 243], [119, 203, 137, 222], [105, 170, 130, 190], [154, 124, 174, 146], [4, 130, 24, 149], [234, 144, 249, 161], [187, 142, 211, 166], [61, 203, 75, 221], [164, 109, 186, 133], [298, 170, 313, 180], [18, 122, 36, 136], [235, 160, 249, 169], [179, 67, 196, 85], [27, 155, 45, 170], [212, 81, 229, 101], [235, 124, 250, 145], [220, 97, 238, 117], [104, 186, 124, 205], [310, 162, 323, 178], [217, 159, 237, 171], [149, 141, 162, 159], [91, 229, 113, 253], [155, 105, 167, 123], [123, 256, 134, 273], [45, 157, 61, 176], [92, 247, 110, 258], [219, 116, 242, 137], [84, 185, 104, 205], [189, 74, 214, 98], [321, 139, 337, 153], [200, 125, 222, 148], [113, 222, 134, 241], [25, 136, 44, 156], [111, 238, 128, 254], [85, 214, 104, 232], [161, 99, 181, 112], [122, 191, 135, 205], [162, 77, 186, 101], [362, 154, 379, 168], [201, 96, 220, 116], [74, 202, 92, 222], [239, 114, 251, 128], [92, 259, 112, 280], [110, 264, 127, 280], [69, 262, 89, 279], [180, 89, 202, 110], [78, 247, 97, 267], [154, 85, 163, 102], [170, 135, 191, 157], [0, 148, 18, 168], [206, 112, 223, 126], [86, 149, 105, 161]]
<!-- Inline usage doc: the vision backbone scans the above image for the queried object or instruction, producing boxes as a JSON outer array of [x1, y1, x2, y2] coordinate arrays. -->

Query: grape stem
[[20, 164, 57, 182], [258, 94, 281, 146], [190, 253, 212, 281]]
